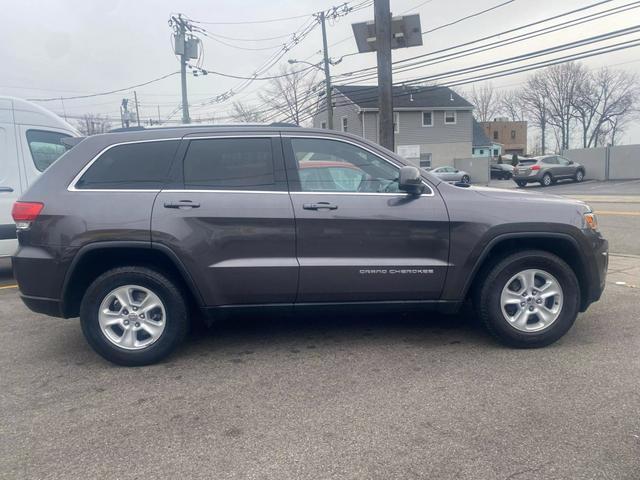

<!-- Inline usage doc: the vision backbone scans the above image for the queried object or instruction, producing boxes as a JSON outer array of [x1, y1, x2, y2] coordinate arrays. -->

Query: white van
[[0, 96, 79, 257]]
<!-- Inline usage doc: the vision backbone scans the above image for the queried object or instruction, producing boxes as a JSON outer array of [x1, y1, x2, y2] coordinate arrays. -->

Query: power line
[[332, 1, 640, 85], [421, 0, 516, 35], [27, 72, 180, 102]]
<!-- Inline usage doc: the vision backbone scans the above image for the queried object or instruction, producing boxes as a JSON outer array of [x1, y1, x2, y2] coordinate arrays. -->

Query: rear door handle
[[303, 202, 338, 211], [164, 200, 200, 209], [0, 186, 14, 193]]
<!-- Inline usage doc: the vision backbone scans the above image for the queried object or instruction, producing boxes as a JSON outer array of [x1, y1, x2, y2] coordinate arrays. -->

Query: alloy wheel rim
[[544, 175, 551, 185], [500, 269, 563, 332], [98, 285, 166, 350]]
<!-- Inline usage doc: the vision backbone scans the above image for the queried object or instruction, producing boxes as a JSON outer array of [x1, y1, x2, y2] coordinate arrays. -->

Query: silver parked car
[[513, 155, 585, 187], [429, 166, 471, 183]]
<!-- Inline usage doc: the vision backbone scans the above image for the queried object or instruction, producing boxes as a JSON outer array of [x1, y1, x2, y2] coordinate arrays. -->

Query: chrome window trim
[[67, 137, 182, 192], [67, 133, 436, 197], [162, 189, 288, 195], [282, 134, 435, 197]]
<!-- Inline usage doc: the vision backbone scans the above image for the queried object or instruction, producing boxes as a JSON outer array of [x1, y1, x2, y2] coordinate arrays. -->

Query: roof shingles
[[333, 85, 474, 110]]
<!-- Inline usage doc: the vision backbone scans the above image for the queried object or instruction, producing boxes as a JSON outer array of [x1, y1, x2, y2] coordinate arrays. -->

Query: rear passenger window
[[183, 138, 275, 190], [76, 140, 179, 189], [26, 130, 72, 172]]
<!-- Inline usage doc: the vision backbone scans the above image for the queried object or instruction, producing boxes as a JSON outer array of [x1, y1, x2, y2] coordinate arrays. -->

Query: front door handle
[[164, 200, 200, 209], [0, 186, 14, 193], [303, 202, 338, 211]]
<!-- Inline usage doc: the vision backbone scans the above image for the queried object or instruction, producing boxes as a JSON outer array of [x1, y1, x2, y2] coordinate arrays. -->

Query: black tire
[[80, 266, 189, 366], [575, 169, 585, 182], [540, 173, 552, 187], [461, 175, 470, 184], [515, 180, 527, 188], [473, 250, 580, 348]]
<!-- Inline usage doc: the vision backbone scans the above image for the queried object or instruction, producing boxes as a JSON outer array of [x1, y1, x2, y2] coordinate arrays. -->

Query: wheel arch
[[463, 232, 591, 311], [61, 241, 204, 318]]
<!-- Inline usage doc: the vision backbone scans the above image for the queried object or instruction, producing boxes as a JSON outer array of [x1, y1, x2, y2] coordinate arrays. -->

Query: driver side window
[[291, 138, 400, 193]]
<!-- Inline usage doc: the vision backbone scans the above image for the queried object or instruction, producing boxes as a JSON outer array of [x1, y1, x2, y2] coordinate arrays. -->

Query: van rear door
[[0, 99, 20, 255]]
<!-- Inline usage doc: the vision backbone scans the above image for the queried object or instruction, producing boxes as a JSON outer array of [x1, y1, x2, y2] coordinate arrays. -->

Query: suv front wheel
[[474, 250, 580, 348], [80, 266, 189, 366]]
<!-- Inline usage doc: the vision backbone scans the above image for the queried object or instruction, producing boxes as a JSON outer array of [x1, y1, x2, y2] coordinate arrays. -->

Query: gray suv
[[513, 155, 586, 187], [11, 126, 608, 366]]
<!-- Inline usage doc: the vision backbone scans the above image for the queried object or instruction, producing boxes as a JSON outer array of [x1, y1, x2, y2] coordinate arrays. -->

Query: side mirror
[[568, 160, 574, 165], [399, 166, 424, 195]]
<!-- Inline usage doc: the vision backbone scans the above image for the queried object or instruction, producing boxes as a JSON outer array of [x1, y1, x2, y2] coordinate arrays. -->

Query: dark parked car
[[12, 126, 607, 365], [490, 163, 514, 180], [513, 155, 585, 187]]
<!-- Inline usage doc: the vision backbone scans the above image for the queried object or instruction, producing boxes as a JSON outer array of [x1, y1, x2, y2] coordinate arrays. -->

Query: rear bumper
[[512, 174, 541, 183], [20, 294, 65, 318]]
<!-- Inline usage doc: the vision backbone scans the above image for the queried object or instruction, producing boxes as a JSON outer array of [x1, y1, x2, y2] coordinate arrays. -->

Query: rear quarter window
[[75, 140, 179, 190]]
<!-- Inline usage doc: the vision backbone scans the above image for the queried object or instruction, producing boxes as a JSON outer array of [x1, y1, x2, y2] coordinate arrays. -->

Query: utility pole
[[374, 0, 394, 151], [157, 105, 161, 125], [133, 91, 141, 127], [319, 11, 334, 130], [60, 97, 68, 122], [170, 14, 192, 124]]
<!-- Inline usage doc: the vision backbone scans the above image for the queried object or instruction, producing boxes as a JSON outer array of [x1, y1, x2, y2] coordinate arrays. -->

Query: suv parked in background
[[12, 126, 607, 365], [513, 155, 585, 187]]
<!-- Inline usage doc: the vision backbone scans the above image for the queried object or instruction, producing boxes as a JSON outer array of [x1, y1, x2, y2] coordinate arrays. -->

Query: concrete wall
[[561, 144, 640, 180], [562, 147, 607, 180], [454, 157, 490, 184], [609, 145, 640, 180]]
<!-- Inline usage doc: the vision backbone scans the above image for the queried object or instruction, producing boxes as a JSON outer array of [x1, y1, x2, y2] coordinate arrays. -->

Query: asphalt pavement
[[1, 256, 639, 479]]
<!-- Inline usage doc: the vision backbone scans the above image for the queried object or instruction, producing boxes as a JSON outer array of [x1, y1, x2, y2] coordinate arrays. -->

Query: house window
[[444, 111, 457, 124], [493, 131, 498, 140], [393, 112, 400, 133], [422, 111, 433, 127], [320, 121, 327, 129], [479, 149, 484, 155], [341, 117, 348, 132], [510, 130, 516, 139], [493, 148, 499, 156], [419, 152, 432, 169]]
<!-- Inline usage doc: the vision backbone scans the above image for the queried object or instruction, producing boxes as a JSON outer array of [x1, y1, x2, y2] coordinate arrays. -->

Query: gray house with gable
[[312, 85, 474, 169]]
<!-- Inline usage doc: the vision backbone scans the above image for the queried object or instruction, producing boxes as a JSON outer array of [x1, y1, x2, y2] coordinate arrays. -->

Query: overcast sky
[[1, 0, 638, 144]]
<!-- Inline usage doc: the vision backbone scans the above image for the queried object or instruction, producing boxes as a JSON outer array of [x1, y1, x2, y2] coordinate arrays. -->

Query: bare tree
[[498, 89, 526, 121], [76, 114, 112, 136], [229, 101, 265, 123], [466, 82, 500, 122], [572, 68, 638, 148], [258, 66, 319, 126], [539, 62, 588, 150], [521, 72, 549, 154]]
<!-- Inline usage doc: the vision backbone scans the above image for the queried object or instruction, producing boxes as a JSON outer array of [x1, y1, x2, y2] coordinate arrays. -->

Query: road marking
[[595, 210, 640, 217], [0, 284, 18, 290]]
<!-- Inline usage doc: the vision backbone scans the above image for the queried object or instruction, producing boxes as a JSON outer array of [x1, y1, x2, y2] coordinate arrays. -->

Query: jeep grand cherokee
[[11, 126, 608, 366]]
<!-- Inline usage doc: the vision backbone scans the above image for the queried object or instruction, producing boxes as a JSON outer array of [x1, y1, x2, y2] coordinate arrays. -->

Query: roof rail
[[107, 122, 299, 133]]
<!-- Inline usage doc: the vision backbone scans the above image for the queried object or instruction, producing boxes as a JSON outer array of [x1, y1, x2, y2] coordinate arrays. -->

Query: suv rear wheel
[[80, 266, 189, 366], [474, 250, 580, 348], [515, 180, 527, 188]]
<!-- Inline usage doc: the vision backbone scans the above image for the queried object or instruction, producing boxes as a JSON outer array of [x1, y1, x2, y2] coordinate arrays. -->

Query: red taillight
[[530, 165, 540, 171], [12, 202, 44, 222]]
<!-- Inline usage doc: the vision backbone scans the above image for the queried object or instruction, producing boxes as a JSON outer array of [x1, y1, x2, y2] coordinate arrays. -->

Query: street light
[[288, 54, 333, 130]]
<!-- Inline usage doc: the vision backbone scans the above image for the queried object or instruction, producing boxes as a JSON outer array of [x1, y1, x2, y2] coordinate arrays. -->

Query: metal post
[[374, 0, 394, 151], [178, 15, 191, 124], [133, 91, 141, 127], [319, 12, 333, 130]]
